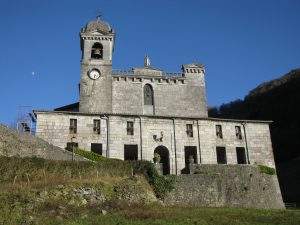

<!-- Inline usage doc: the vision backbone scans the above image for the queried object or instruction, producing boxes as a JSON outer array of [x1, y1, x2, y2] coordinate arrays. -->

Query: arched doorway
[[154, 145, 170, 175]]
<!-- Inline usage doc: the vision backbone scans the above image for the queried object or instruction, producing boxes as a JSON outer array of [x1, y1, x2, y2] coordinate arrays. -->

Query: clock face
[[88, 69, 100, 80]]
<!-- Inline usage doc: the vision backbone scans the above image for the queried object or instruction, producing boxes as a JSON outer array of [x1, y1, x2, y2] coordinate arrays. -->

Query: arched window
[[91, 42, 103, 59], [144, 84, 154, 105]]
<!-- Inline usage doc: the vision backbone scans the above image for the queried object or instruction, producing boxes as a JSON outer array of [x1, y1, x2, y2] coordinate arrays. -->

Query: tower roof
[[82, 17, 113, 34]]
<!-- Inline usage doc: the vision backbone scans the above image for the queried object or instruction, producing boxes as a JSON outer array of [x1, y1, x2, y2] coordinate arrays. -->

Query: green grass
[[0, 156, 132, 185], [131, 160, 176, 199], [74, 148, 108, 162], [3, 202, 299, 225], [258, 165, 276, 175], [1, 156, 298, 225], [74, 150, 177, 199]]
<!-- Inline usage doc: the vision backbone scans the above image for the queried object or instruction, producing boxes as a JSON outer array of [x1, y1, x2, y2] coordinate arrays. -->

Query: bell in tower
[[80, 16, 115, 62], [91, 43, 103, 59]]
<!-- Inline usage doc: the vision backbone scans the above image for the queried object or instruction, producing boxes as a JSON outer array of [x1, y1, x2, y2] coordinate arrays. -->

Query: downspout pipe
[[197, 120, 202, 164], [172, 118, 178, 175], [101, 115, 110, 158], [139, 116, 143, 160], [242, 122, 250, 164]]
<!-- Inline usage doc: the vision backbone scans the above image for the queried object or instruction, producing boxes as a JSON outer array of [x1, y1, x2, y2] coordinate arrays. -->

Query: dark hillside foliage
[[209, 69, 300, 163], [208, 68, 300, 203]]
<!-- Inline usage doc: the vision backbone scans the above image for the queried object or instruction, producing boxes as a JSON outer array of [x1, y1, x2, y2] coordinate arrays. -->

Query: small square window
[[216, 125, 223, 139], [69, 119, 77, 134], [186, 124, 193, 137], [127, 121, 134, 135], [91, 143, 102, 155], [93, 119, 101, 134]]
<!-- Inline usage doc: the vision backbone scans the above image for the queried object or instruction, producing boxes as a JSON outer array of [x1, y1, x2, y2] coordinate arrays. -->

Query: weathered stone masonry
[[35, 17, 277, 176], [35, 111, 276, 174]]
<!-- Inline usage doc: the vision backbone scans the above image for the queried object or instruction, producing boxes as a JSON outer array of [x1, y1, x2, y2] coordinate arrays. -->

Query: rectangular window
[[93, 119, 101, 134], [66, 142, 78, 151], [235, 126, 242, 139], [69, 119, 77, 134], [186, 124, 193, 137], [236, 147, 247, 164], [184, 146, 198, 167], [124, 144, 138, 161], [216, 125, 223, 139], [127, 121, 134, 135], [91, 143, 102, 155], [216, 147, 227, 164]]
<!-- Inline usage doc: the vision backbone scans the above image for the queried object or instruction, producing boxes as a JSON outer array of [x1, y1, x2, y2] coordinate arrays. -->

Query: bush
[[74, 148, 107, 162], [74, 148, 133, 176], [258, 165, 276, 175], [130, 161, 176, 199]]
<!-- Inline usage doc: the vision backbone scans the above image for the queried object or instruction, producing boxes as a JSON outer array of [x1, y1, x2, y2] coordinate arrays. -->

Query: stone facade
[[110, 65, 207, 118], [78, 18, 207, 118], [35, 17, 277, 176], [35, 111, 276, 174]]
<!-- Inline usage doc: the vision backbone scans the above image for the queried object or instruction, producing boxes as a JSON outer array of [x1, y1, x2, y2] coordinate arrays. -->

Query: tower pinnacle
[[144, 55, 151, 67]]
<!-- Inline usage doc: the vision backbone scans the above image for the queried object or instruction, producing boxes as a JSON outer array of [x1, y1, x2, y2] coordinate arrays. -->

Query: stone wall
[[198, 119, 276, 168], [0, 124, 85, 161], [111, 71, 207, 118], [164, 165, 284, 209], [35, 112, 108, 156], [35, 111, 276, 174]]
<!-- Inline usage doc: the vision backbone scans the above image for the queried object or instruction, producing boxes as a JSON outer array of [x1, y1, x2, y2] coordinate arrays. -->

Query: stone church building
[[34, 17, 276, 175]]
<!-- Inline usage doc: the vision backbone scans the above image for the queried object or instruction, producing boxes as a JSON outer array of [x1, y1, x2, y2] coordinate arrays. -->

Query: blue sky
[[0, 0, 299, 125]]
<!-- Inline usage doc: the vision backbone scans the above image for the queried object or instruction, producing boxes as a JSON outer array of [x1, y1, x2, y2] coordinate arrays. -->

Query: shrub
[[74, 148, 132, 176], [258, 165, 276, 175], [130, 161, 176, 199], [74, 148, 106, 162]]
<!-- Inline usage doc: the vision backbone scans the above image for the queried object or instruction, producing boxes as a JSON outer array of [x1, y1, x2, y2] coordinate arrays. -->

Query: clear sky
[[0, 0, 299, 126]]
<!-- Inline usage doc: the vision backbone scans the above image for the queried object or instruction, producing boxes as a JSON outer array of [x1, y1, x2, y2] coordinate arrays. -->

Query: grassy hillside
[[0, 156, 299, 225], [0, 125, 299, 224], [0, 156, 157, 225]]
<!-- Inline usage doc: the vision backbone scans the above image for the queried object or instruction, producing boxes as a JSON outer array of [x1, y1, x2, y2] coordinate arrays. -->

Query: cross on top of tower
[[144, 55, 151, 67]]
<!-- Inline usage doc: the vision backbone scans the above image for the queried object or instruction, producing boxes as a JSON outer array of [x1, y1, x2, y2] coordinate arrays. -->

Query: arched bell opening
[[91, 42, 103, 59]]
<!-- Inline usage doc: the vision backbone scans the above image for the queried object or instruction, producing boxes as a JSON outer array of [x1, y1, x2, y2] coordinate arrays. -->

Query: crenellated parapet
[[182, 63, 205, 75], [112, 74, 186, 85]]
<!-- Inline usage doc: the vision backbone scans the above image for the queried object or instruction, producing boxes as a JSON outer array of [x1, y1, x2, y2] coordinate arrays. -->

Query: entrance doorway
[[184, 146, 198, 166], [236, 147, 247, 164], [154, 145, 170, 175]]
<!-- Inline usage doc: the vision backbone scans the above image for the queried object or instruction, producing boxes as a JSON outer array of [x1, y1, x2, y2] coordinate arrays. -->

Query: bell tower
[[79, 16, 115, 113]]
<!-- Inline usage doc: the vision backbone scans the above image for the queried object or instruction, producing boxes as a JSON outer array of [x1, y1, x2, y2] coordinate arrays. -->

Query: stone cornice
[[33, 110, 272, 124], [80, 35, 114, 41]]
